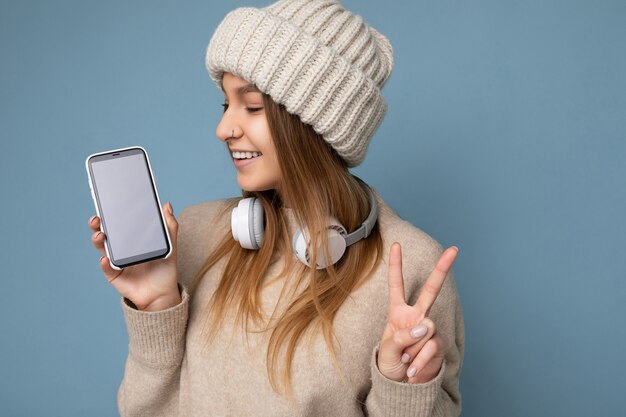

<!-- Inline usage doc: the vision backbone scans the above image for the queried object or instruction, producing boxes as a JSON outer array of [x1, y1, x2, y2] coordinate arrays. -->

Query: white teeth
[[232, 151, 262, 159]]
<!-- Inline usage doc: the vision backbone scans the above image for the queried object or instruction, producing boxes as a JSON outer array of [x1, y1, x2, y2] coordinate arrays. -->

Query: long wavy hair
[[188, 90, 383, 395]]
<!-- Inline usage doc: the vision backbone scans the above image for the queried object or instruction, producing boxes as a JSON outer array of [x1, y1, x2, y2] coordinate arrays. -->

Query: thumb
[[379, 324, 429, 365], [377, 323, 430, 382], [163, 202, 178, 255]]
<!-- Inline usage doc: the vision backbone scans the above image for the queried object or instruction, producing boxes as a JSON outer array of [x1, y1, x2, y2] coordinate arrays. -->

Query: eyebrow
[[222, 83, 262, 96], [237, 84, 261, 95]]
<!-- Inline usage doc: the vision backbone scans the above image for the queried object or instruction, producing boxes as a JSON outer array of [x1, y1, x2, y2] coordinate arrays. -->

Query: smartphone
[[85, 146, 172, 270]]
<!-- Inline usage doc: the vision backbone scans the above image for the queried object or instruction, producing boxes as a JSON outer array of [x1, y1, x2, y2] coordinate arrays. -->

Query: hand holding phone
[[87, 204, 180, 311], [85, 146, 180, 311]]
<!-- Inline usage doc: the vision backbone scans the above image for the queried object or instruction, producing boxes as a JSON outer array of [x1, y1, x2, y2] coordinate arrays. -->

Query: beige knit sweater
[[117, 190, 464, 416]]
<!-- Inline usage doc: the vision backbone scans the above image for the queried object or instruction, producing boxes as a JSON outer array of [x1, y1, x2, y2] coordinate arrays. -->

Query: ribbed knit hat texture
[[205, 0, 394, 167]]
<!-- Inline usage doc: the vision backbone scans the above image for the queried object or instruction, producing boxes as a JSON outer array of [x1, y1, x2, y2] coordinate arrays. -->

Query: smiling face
[[216, 72, 283, 194]]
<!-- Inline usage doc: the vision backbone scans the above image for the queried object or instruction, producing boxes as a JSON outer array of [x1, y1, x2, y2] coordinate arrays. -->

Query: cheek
[[261, 150, 281, 180], [248, 118, 273, 146]]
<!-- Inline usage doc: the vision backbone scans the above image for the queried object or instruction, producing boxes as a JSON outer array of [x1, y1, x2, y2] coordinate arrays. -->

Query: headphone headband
[[230, 175, 378, 268], [344, 176, 379, 247]]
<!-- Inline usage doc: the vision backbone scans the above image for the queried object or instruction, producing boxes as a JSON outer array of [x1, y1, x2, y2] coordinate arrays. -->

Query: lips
[[233, 155, 260, 169]]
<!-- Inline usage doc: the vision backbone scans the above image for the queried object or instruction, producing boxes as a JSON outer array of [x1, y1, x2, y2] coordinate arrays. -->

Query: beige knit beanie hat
[[205, 0, 394, 167]]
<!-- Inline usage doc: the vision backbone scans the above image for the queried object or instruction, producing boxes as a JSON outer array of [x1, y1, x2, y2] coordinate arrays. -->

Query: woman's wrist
[[140, 287, 182, 311]]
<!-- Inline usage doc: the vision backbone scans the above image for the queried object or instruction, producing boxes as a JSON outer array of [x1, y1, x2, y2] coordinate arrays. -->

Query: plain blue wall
[[1, 0, 624, 416]]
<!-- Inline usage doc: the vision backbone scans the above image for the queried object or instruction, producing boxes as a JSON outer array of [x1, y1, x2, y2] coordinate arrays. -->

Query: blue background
[[1, 0, 624, 416]]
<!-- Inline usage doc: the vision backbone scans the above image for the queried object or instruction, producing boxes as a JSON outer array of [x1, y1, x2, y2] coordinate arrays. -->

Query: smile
[[232, 151, 262, 160]]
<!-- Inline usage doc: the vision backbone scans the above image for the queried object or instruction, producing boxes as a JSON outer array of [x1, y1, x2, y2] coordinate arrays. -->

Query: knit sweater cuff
[[121, 283, 189, 368], [369, 345, 446, 416]]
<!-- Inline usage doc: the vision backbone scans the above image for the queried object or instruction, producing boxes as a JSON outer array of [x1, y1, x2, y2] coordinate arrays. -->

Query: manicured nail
[[410, 325, 427, 339], [407, 367, 417, 378], [401, 353, 411, 364]]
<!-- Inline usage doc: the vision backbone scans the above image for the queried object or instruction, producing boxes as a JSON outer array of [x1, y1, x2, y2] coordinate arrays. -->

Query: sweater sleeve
[[114, 201, 229, 416], [364, 268, 464, 417], [117, 283, 189, 417]]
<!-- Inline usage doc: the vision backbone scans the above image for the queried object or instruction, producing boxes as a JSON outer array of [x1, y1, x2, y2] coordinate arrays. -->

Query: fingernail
[[95, 232, 102, 240], [410, 325, 427, 339], [407, 367, 417, 378], [401, 353, 411, 364], [100, 255, 105, 262], [168, 202, 173, 215], [90, 215, 97, 224]]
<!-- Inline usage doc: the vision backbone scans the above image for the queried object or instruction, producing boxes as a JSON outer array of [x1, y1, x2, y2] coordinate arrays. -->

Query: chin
[[237, 175, 276, 193]]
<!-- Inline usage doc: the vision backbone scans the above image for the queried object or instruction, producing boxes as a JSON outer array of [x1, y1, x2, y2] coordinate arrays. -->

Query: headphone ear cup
[[231, 197, 265, 250], [321, 226, 347, 268], [292, 229, 309, 267], [292, 217, 347, 269], [250, 198, 265, 248]]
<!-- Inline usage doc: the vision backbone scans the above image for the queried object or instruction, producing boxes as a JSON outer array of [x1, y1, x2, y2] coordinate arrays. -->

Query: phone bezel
[[85, 145, 172, 270]]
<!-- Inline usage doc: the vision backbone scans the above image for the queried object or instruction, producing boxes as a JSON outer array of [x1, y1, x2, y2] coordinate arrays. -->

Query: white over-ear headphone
[[231, 176, 379, 269]]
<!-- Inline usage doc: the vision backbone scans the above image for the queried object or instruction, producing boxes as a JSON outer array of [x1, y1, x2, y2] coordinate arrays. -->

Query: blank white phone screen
[[91, 153, 167, 262]]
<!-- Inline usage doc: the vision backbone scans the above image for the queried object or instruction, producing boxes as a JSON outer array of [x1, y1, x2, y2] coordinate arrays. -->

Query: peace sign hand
[[377, 242, 459, 384]]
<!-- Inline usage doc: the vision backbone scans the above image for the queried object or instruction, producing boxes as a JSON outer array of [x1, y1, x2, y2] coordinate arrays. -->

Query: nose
[[216, 113, 241, 143]]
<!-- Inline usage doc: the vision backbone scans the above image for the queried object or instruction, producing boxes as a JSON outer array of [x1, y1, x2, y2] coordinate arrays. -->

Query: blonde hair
[[188, 92, 383, 395]]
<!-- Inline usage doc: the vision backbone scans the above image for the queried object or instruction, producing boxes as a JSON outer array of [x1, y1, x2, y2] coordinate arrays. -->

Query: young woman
[[87, 1, 464, 416]]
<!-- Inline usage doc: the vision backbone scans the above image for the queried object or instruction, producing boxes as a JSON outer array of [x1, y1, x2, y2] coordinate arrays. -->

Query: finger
[[406, 336, 444, 384], [399, 317, 437, 365], [99, 255, 123, 284], [381, 320, 430, 362], [162, 202, 178, 257], [88, 214, 100, 232], [414, 246, 458, 314], [91, 230, 106, 256], [387, 242, 406, 307], [377, 321, 431, 382]]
